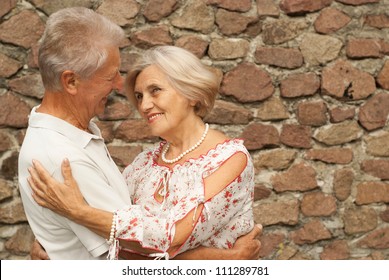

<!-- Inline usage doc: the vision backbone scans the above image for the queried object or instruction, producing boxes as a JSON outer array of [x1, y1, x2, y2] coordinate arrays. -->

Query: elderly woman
[[29, 46, 256, 260]]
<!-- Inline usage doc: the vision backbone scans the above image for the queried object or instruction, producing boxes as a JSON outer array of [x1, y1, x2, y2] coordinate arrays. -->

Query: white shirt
[[18, 106, 131, 259]]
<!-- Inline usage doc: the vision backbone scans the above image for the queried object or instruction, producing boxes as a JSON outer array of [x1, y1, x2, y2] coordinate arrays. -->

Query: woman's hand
[[28, 158, 87, 218]]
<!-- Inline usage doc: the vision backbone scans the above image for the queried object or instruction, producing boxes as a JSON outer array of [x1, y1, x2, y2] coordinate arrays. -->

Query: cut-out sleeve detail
[[116, 139, 255, 258]]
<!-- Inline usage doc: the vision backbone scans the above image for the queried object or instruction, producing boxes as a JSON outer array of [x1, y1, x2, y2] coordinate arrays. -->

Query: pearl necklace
[[161, 123, 209, 164]]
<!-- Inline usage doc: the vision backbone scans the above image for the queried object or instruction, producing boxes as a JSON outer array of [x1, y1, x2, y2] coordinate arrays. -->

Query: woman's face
[[133, 65, 196, 138]]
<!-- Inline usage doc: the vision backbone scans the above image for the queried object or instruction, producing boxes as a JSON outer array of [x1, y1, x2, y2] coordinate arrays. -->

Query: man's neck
[[38, 91, 90, 132]]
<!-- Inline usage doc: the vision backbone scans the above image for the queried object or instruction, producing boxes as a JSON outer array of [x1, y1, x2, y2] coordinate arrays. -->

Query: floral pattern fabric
[[114, 139, 254, 259]]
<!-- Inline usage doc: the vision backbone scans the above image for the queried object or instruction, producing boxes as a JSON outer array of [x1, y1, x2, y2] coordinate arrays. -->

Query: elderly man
[[19, 7, 261, 260]]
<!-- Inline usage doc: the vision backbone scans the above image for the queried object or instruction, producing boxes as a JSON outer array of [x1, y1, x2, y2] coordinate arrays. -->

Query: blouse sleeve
[[114, 143, 254, 259], [173, 156, 254, 256]]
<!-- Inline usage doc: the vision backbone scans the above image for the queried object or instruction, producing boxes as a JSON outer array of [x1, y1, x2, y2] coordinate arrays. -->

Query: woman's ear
[[61, 70, 78, 95]]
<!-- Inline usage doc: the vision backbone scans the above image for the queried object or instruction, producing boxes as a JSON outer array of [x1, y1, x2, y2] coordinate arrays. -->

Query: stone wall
[[0, 0, 388, 260]]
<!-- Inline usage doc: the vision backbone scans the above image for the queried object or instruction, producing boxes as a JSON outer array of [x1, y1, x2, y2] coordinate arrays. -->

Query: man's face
[[76, 45, 123, 118]]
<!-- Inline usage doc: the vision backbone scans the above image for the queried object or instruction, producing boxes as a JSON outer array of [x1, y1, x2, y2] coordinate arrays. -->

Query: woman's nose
[[140, 94, 153, 112]]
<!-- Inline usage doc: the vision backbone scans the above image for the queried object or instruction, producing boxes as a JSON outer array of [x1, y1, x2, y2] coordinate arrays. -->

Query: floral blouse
[[113, 139, 254, 259]]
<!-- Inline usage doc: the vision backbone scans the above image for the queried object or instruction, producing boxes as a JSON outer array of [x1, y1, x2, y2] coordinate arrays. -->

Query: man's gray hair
[[38, 7, 125, 92]]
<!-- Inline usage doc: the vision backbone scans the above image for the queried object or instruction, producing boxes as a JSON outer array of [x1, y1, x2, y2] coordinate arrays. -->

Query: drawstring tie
[[192, 196, 211, 227], [159, 170, 171, 210], [150, 252, 170, 260]]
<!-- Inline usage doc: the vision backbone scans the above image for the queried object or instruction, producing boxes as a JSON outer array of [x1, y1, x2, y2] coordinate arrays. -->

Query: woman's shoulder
[[203, 129, 249, 160]]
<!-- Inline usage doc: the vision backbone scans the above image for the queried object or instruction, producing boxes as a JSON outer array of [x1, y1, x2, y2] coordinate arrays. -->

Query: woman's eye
[[151, 87, 160, 93]]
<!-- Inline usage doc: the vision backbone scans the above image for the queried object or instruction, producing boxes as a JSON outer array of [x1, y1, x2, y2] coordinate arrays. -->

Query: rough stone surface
[[364, 14, 389, 29], [320, 240, 350, 260], [253, 199, 299, 226], [333, 168, 354, 201], [215, 9, 258, 36], [280, 0, 333, 15], [258, 232, 285, 258], [346, 38, 383, 59], [240, 123, 279, 150], [297, 101, 327, 126], [131, 25, 173, 48], [377, 60, 389, 90], [290, 220, 332, 245], [337, 0, 379, 5], [115, 119, 159, 142], [175, 36, 208, 58], [271, 163, 317, 192], [344, 207, 378, 235], [261, 19, 307, 45], [8, 73, 45, 99], [313, 121, 363, 146], [96, 0, 139, 26], [314, 7, 351, 34], [0, 201, 27, 224], [300, 33, 343, 66], [280, 72, 320, 98], [220, 63, 274, 103], [357, 228, 389, 249], [0, 53, 22, 78], [204, 100, 253, 125], [254, 47, 303, 69], [280, 124, 312, 149], [143, 0, 177, 22], [4, 226, 35, 255], [206, 0, 252, 12], [209, 39, 250, 60], [301, 192, 337, 217], [356, 182, 389, 205], [256, 0, 280, 17], [364, 131, 389, 157], [254, 149, 296, 170], [305, 148, 353, 164], [0, 179, 13, 202], [0, 93, 31, 128], [360, 160, 389, 180], [321, 59, 376, 100], [329, 107, 355, 123], [171, 0, 214, 33], [253, 184, 272, 201], [358, 93, 389, 131], [0, 10, 45, 48], [256, 96, 289, 121]]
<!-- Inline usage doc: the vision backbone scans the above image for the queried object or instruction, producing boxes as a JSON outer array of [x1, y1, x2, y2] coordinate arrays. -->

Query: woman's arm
[[29, 159, 113, 239], [29, 153, 254, 257]]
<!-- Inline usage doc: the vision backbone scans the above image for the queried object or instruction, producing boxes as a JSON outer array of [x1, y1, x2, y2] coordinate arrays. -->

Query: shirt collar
[[28, 106, 104, 148]]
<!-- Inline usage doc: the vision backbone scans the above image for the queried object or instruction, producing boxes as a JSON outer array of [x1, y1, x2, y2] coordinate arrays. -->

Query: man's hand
[[30, 239, 49, 260], [231, 224, 262, 260]]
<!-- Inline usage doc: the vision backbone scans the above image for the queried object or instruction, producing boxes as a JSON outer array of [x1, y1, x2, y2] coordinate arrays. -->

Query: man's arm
[[173, 225, 262, 260]]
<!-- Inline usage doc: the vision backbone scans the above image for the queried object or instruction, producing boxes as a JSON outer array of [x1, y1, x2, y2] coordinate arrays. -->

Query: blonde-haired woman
[[29, 46, 257, 259]]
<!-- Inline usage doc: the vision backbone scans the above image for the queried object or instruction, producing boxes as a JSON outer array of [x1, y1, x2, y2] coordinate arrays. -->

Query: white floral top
[[113, 139, 254, 259]]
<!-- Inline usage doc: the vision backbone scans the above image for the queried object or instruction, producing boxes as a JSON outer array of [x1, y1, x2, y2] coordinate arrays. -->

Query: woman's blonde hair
[[126, 46, 220, 118]]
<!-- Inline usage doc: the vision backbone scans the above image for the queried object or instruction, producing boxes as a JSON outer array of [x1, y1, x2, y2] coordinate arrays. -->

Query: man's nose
[[114, 74, 124, 93]]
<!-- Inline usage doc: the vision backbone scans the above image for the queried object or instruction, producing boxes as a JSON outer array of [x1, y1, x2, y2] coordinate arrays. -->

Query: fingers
[[248, 224, 263, 239], [61, 158, 74, 186], [32, 159, 51, 184]]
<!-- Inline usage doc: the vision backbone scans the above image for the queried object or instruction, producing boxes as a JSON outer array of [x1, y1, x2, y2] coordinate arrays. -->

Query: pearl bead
[[161, 123, 209, 164]]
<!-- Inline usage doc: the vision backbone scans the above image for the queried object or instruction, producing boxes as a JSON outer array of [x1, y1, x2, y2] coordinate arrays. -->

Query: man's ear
[[61, 70, 78, 95]]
